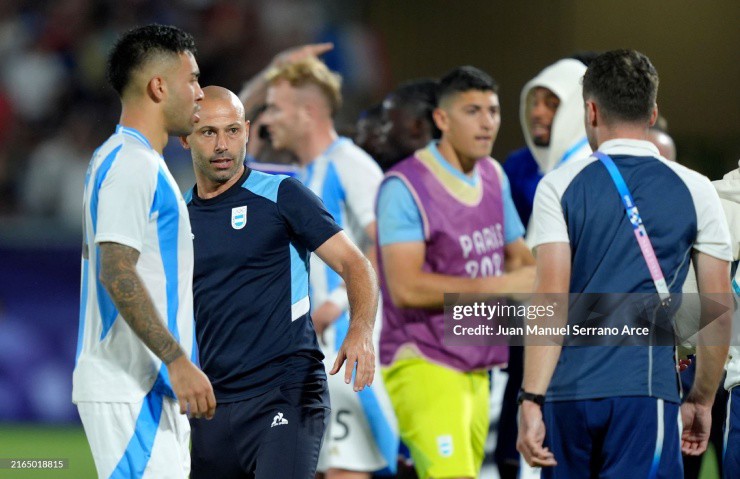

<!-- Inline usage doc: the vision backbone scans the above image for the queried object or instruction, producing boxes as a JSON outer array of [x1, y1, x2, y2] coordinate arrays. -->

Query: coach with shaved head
[[181, 86, 378, 479]]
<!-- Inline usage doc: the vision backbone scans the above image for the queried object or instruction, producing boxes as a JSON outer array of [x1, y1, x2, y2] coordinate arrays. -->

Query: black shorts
[[191, 380, 330, 479]]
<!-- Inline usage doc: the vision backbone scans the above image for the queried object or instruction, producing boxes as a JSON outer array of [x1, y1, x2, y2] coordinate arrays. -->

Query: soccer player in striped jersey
[[74, 24, 215, 479]]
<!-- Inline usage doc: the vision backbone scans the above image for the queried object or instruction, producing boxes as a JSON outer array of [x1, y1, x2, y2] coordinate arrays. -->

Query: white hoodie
[[714, 165, 740, 390], [520, 58, 592, 174], [521, 59, 592, 246]]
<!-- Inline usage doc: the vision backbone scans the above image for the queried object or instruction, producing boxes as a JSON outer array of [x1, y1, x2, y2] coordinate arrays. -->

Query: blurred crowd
[[0, 0, 389, 238]]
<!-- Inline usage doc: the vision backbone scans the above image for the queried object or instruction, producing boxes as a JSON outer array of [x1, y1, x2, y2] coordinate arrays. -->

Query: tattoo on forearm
[[100, 243, 183, 365]]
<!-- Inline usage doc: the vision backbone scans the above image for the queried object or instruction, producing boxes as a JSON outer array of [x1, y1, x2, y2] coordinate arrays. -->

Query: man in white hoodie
[[503, 57, 593, 232], [498, 56, 593, 479], [713, 167, 740, 477]]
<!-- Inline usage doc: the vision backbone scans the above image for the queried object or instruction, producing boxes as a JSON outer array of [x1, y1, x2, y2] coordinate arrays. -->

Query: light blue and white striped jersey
[[73, 125, 195, 403], [301, 137, 399, 473], [300, 137, 382, 319]]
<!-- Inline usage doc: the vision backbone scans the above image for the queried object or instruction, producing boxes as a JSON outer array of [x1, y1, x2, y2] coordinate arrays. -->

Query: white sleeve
[[719, 196, 740, 261], [94, 153, 157, 252], [334, 148, 383, 229], [692, 178, 732, 261], [528, 175, 570, 248]]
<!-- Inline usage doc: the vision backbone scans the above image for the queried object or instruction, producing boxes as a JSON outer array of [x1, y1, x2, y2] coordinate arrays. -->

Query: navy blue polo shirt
[[530, 139, 731, 403], [186, 166, 341, 402]]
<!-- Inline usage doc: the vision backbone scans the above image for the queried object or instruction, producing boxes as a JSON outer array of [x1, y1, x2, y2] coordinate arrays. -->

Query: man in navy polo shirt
[[180, 85, 378, 479], [517, 50, 732, 477]]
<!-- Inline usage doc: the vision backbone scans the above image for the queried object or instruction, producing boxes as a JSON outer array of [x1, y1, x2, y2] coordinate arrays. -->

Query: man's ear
[[297, 101, 313, 124], [179, 135, 190, 150], [585, 100, 598, 128], [244, 120, 251, 145], [147, 75, 166, 103], [648, 104, 658, 128], [432, 107, 448, 133]]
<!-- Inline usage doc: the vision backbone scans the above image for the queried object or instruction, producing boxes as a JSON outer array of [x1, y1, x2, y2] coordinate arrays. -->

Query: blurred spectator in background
[[504, 56, 591, 230], [713, 163, 740, 479], [20, 105, 100, 232], [0, 2, 390, 225], [3, 37, 68, 124], [648, 115, 677, 162], [378, 78, 438, 171], [354, 103, 384, 162], [661, 114, 726, 479], [239, 43, 335, 122], [246, 104, 300, 168]]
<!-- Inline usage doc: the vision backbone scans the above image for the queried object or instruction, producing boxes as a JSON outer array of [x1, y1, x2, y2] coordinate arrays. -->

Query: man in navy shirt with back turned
[[516, 50, 733, 478], [180, 85, 378, 479]]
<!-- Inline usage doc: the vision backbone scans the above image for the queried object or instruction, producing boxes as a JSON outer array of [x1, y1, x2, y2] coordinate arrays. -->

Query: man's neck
[[119, 102, 168, 154], [196, 164, 246, 200], [596, 124, 650, 148], [436, 138, 477, 176], [295, 126, 338, 166]]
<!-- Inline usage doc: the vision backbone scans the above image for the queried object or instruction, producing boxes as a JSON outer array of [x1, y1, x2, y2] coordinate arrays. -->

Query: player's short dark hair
[[387, 78, 441, 138], [436, 66, 498, 104], [582, 49, 659, 124], [106, 24, 197, 96]]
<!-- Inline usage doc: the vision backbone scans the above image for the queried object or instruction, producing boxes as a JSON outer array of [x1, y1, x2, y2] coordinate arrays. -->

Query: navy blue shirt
[[553, 155, 694, 403], [530, 139, 732, 403], [186, 166, 342, 402], [503, 146, 543, 227]]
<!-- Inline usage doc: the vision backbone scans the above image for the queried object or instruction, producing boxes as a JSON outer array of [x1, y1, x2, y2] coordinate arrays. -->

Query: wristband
[[517, 388, 545, 407]]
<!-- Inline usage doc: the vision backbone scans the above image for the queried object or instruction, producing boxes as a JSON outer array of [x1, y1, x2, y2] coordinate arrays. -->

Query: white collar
[[598, 138, 660, 158]]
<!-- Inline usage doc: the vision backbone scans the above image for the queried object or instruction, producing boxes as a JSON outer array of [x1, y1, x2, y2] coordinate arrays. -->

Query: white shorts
[[317, 319, 398, 473], [77, 393, 190, 479]]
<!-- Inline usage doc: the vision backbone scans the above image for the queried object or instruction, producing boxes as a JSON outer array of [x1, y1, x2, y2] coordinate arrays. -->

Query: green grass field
[[0, 425, 723, 478], [0, 426, 95, 478]]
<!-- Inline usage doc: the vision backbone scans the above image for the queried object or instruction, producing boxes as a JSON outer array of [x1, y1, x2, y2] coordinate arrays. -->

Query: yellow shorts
[[382, 357, 490, 479]]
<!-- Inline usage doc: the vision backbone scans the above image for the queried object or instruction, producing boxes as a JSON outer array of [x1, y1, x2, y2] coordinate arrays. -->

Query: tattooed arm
[[99, 242, 216, 418], [99, 242, 183, 362]]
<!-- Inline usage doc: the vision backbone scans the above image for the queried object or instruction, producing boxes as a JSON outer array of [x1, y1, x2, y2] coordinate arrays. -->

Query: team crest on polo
[[231, 206, 247, 230]]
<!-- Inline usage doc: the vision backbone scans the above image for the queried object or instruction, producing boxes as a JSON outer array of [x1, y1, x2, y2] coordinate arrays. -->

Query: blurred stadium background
[[0, 1, 737, 477]]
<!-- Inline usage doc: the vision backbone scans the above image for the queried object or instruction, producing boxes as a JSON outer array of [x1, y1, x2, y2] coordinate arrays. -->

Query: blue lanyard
[[594, 152, 637, 214], [594, 151, 670, 299], [557, 136, 589, 167]]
